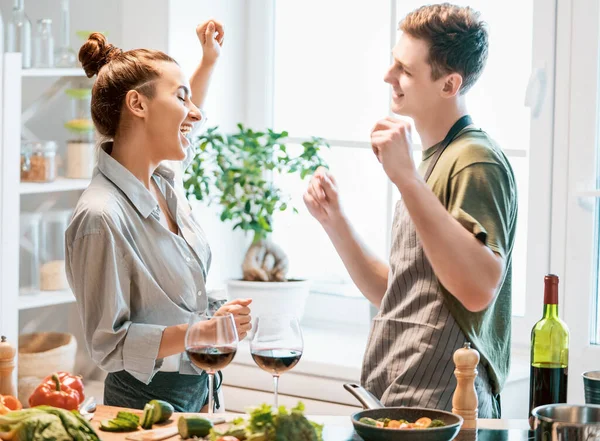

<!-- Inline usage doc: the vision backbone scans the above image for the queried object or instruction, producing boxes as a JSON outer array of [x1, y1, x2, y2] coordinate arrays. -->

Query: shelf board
[[18, 290, 76, 310], [22, 68, 86, 78], [20, 178, 90, 194]]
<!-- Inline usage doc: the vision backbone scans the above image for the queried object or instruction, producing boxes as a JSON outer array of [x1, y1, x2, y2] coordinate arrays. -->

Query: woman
[[65, 21, 252, 412]]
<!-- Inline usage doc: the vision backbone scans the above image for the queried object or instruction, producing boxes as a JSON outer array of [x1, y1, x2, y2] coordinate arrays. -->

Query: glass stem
[[273, 375, 279, 408], [208, 372, 214, 416]]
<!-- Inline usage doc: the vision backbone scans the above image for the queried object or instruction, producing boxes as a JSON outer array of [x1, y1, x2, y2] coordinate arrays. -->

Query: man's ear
[[124, 90, 147, 118], [441, 72, 463, 97]]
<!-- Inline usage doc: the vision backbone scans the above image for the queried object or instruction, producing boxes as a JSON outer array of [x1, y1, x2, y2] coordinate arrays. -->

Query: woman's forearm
[[157, 323, 188, 359]]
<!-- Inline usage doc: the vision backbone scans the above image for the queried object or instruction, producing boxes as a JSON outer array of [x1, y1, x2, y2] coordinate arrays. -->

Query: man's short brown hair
[[399, 3, 488, 94]]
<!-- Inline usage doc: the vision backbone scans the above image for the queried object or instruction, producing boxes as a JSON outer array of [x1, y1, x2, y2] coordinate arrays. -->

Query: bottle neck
[[13, 0, 24, 11], [542, 303, 559, 319]]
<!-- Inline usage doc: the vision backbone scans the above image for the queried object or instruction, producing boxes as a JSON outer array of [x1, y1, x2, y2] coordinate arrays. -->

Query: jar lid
[[65, 119, 95, 133], [65, 88, 92, 99], [21, 141, 57, 154]]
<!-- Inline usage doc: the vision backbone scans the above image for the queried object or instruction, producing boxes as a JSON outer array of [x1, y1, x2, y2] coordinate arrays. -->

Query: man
[[304, 4, 517, 418]]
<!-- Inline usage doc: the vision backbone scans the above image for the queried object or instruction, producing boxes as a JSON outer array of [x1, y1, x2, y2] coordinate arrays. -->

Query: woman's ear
[[124, 89, 147, 118], [441, 72, 463, 97]]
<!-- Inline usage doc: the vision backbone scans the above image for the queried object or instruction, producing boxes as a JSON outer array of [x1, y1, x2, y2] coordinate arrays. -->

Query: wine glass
[[250, 314, 304, 408], [185, 312, 238, 416]]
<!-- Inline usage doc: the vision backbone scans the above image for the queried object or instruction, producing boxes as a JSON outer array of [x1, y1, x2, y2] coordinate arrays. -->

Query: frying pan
[[344, 383, 463, 441]]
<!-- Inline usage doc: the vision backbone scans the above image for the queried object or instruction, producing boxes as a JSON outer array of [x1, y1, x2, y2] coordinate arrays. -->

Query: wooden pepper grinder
[[453, 342, 479, 429], [0, 336, 17, 397]]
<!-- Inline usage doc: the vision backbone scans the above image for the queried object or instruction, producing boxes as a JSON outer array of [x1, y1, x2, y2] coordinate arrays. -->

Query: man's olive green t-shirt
[[419, 128, 518, 394]]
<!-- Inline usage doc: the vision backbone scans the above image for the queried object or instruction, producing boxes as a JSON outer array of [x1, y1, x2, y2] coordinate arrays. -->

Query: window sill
[[234, 320, 531, 388], [234, 322, 369, 381]]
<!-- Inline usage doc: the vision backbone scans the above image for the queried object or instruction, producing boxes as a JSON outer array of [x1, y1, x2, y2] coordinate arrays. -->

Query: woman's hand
[[196, 19, 224, 65], [214, 298, 252, 340]]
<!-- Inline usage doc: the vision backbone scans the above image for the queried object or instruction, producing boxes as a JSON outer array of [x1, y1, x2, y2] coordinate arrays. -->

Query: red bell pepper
[[28, 372, 84, 410], [47, 371, 85, 402]]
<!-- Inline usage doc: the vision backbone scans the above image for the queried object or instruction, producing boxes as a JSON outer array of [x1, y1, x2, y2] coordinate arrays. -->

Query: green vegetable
[[209, 402, 322, 441], [116, 411, 140, 425], [430, 419, 446, 427], [178, 415, 213, 438], [0, 406, 100, 441], [99, 418, 138, 432], [358, 417, 378, 426], [98, 410, 141, 432], [148, 399, 174, 424], [141, 403, 155, 430]]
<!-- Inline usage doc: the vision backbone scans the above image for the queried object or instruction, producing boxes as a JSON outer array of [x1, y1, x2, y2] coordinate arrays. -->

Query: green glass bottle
[[528, 274, 569, 422]]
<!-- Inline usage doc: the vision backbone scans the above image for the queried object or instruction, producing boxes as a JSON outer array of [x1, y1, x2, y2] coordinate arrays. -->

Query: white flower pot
[[226, 280, 311, 326]]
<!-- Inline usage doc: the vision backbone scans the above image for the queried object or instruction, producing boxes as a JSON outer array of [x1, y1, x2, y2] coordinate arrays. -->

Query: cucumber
[[148, 399, 174, 424], [99, 418, 139, 432], [177, 415, 213, 438], [141, 403, 155, 430], [116, 411, 140, 425]]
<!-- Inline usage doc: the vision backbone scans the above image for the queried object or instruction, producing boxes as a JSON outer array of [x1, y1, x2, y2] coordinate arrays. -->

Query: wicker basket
[[17, 332, 78, 407]]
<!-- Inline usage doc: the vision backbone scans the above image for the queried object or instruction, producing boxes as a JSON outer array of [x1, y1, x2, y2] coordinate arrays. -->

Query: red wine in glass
[[187, 345, 237, 371]]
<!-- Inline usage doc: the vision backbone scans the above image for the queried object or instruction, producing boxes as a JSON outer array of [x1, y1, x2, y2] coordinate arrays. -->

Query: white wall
[[167, 0, 250, 289]]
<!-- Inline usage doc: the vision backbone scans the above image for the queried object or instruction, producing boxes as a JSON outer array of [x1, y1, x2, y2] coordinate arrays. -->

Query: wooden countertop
[[91, 405, 530, 441]]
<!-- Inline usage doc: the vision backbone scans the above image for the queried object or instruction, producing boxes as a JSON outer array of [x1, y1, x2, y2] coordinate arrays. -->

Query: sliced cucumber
[[99, 417, 139, 432], [141, 403, 155, 430], [116, 411, 140, 425]]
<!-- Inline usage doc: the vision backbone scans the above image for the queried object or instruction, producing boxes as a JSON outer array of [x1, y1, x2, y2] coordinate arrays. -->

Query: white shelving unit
[[18, 290, 76, 311], [0, 56, 90, 366], [20, 178, 90, 195]]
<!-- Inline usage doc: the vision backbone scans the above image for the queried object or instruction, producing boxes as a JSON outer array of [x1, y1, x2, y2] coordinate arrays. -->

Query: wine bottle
[[528, 274, 569, 423]]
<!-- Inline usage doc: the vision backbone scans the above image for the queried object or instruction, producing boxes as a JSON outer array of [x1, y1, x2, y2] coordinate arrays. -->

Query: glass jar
[[33, 18, 54, 68], [65, 88, 95, 179], [20, 141, 57, 182], [19, 212, 41, 294], [39, 209, 72, 291], [65, 88, 91, 120]]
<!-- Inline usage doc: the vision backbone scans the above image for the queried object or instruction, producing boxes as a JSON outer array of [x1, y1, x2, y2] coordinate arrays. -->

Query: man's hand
[[214, 298, 252, 340], [371, 117, 420, 190], [303, 167, 344, 229], [196, 19, 224, 65]]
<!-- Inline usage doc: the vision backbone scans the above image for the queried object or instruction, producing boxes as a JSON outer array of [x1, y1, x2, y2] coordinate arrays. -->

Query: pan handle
[[343, 383, 385, 410]]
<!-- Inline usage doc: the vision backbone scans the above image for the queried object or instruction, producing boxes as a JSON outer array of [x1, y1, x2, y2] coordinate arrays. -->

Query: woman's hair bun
[[78, 32, 122, 78]]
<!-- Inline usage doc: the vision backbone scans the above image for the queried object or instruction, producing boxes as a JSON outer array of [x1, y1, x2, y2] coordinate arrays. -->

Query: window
[[269, 0, 548, 325], [271, 1, 392, 298], [559, 0, 600, 403]]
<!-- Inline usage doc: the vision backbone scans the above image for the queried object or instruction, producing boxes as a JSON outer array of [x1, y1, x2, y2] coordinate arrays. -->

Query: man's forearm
[[190, 59, 217, 108], [398, 176, 503, 312], [324, 217, 389, 308]]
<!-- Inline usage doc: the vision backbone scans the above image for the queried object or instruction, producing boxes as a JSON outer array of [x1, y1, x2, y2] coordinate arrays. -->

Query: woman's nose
[[188, 103, 202, 122]]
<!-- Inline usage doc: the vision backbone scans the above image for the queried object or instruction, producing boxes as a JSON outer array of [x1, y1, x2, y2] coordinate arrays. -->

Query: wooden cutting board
[[90, 404, 363, 441], [90, 405, 233, 441]]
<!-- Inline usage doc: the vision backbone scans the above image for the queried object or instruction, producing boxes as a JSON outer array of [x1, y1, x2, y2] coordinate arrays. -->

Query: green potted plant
[[183, 124, 329, 320]]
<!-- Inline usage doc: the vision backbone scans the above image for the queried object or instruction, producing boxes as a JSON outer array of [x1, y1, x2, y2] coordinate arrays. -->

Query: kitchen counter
[[91, 405, 531, 441]]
